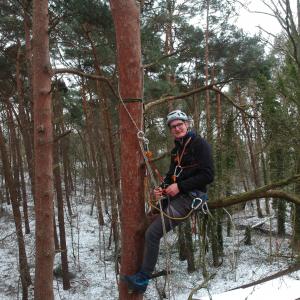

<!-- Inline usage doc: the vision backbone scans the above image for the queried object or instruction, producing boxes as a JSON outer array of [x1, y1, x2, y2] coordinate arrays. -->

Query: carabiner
[[174, 165, 183, 178], [191, 198, 203, 210]]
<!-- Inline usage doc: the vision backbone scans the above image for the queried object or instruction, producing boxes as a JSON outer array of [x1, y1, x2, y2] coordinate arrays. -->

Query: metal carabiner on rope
[[137, 131, 150, 152], [174, 165, 183, 178], [191, 198, 203, 210]]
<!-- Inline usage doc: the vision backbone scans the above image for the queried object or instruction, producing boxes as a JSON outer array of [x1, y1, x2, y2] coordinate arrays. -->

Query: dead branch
[[144, 82, 252, 117], [210, 174, 300, 209], [53, 130, 72, 143], [230, 263, 300, 291], [188, 273, 216, 300], [53, 68, 119, 99]]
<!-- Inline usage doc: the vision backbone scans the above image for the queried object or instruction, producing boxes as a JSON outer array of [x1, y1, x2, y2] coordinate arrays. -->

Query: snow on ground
[[197, 275, 300, 300], [1, 191, 300, 300]]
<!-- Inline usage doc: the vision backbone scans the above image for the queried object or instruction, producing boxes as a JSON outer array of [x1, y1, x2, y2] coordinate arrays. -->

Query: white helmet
[[166, 110, 188, 125]]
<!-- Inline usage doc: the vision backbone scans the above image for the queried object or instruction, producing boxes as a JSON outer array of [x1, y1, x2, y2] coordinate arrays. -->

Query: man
[[123, 109, 214, 293]]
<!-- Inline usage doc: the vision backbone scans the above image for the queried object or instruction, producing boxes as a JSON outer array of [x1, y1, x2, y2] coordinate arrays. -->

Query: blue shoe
[[122, 271, 150, 293]]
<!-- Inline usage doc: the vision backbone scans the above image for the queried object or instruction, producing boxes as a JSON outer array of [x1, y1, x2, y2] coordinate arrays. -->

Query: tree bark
[[109, 1, 144, 299], [32, 0, 55, 298]]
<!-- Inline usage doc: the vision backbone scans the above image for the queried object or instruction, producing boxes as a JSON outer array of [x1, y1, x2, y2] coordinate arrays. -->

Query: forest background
[[0, 0, 300, 299]]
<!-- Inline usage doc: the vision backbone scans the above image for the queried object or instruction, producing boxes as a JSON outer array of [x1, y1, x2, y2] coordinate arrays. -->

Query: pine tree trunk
[[17, 31, 35, 202], [270, 147, 286, 235], [53, 138, 70, 290], [32, 0, 55, 298], [16, 130, 31, 234], [82, 92, 104, 225], [178, 224, 187, 261], [109, 1, 144, 299], [53, 213, 60, 251], [0, 123, 32, 299], [6, 102, 23, 205], [184, 220, 196, 273], [210, 211, 220, 267], [164, 0, 176, 111], [55, 91, 73, 216], [238, 87, 263, 218], [292, 152, 300, 250], [204, 0, 211, 142]]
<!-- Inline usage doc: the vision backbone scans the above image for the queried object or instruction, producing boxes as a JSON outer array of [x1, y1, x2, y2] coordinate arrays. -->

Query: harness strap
[[172, 137, 192, 183]]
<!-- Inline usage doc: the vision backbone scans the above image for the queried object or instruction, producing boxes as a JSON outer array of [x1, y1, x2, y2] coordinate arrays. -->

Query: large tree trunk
[[109, 1, 144, 299], [32, 0, 55, 298]]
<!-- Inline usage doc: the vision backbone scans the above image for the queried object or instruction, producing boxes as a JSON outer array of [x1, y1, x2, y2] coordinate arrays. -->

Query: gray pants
[[141, 193, 193, 274]]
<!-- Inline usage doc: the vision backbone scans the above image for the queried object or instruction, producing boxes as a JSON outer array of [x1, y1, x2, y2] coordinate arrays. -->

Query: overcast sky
[[236, 0, 283, 35]]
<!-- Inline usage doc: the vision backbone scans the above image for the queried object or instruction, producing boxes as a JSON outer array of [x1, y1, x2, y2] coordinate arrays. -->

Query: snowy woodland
[[1, 0, 300, 299]]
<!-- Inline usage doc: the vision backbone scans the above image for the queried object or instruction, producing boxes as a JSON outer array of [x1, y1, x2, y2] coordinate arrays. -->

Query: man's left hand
[[164, 183, 179, 197]]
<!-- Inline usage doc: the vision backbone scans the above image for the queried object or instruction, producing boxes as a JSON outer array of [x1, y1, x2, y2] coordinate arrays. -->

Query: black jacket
[[163, 131, 214, 193]]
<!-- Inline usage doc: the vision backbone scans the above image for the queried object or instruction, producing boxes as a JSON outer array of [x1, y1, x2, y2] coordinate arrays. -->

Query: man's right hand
[[153, 187, 163, 199]]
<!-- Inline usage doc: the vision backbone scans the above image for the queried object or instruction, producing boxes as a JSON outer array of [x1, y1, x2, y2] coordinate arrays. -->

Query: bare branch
[[143, 47, 188, 70], [53, 68, 120, 99], [210, 174, 300, 209], [144, 81, 254, 117]]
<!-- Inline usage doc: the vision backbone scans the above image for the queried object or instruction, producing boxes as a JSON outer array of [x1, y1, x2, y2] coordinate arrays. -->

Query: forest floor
[[0, 190, 300, 300]]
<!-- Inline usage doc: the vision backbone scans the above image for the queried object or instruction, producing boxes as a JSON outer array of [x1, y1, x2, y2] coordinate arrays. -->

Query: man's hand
[[153, 187, 163, 200], [164, 183, 179, 197]]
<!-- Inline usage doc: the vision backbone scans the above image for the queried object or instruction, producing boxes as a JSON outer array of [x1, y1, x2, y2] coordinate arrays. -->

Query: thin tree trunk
[[16, 129, 31, 234], [53, 138, 71, 290], [164, 0, 175, 111], [55, 93, 73, 216], [178, 224, 187, 261], [18, 18, 35, 201], [0, 123, 32, 300], [184, 220, 196, 273], [82, 90, 104, 225], [53, 213, 60, 251], [204, 0, 211, 141], [6, 102, 23, 205], [32, 0, 55, 298], [237, 86, 263, 218]]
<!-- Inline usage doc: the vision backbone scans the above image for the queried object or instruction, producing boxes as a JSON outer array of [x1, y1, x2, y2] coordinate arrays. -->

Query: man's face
[[169, 120, 189, 139]]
